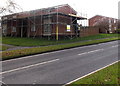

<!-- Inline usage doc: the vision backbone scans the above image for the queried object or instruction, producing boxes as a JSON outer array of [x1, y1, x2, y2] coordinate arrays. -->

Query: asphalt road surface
[[1, 40, 119, 85]]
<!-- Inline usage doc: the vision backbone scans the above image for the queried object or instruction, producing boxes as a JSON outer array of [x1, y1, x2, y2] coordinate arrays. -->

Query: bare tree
[[94, 18, 110, 33], [0, 0, 22, 37], [0, 0, 22, 15]]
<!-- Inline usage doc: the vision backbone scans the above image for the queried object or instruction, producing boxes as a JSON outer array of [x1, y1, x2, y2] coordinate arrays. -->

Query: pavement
[[2, 44, 33, 51], [3, 37, 117, 51], [1, 40, 119, 85]]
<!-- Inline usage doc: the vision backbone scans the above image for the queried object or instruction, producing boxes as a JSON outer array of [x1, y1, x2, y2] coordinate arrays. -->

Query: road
[[1, 40, 119, 85]]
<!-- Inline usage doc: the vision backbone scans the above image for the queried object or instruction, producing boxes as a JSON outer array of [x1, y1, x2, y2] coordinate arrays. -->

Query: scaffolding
[[1, 4, 87, 40]]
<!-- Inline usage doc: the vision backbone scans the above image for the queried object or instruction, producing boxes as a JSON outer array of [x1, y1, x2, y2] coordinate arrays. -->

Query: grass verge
[[0, 45, 10, 51], [1, 37, 119, 60], [2, 34, 119, 46], [66, 61, 120, 85]]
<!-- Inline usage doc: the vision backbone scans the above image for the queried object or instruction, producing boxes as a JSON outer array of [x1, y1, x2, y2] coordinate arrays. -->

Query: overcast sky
[[0, 0, 119, 19]]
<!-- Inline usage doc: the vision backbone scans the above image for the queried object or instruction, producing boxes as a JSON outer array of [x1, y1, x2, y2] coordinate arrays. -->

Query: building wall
[[89, 15, 118, 33], [2, 4, 78, 37], [49, 15, 75, 36], [80, 27, 99, 37], [89, 15, 103, 26]]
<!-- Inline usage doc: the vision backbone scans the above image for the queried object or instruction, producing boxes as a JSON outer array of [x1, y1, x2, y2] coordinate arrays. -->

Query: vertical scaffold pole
[[27, 16, 30, 38], [56, 6, 58, 41], [33, 10, 36, 38], [41, 9, 42, 38], [70, 6, 72, 39], [21, 19, 23, 37]]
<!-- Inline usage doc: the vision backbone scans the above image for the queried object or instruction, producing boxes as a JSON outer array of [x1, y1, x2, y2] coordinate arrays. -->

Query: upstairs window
[[44, 18, 51, 24]]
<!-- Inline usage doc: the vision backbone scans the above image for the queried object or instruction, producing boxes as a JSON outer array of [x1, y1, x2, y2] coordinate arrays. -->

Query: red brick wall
[[89, 15, 103, 26], [52, 15, 75, 36], [89, 15, 118, 33], [80, 27, 99, 37]]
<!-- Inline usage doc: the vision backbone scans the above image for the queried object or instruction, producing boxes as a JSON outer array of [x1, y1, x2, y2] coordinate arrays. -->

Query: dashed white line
[[2, 41, 117, 63], [88, 49, 104, 53], [0, 59, 59, 75], [78, 52, 87, 56], [112, 45, 119, 48], [78, 49, 104, 56]]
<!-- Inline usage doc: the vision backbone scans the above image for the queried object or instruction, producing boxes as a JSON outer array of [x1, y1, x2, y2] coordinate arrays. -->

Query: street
[[1, 40, 119, 85]]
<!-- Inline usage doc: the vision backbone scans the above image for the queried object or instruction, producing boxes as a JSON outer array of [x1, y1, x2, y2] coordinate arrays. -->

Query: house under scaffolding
[[1, 4, 87, 40]]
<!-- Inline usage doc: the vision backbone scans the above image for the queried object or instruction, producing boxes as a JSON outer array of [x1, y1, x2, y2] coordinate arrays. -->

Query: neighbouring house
[[89, 15, 118, 33], [1, 4, 99, 39]]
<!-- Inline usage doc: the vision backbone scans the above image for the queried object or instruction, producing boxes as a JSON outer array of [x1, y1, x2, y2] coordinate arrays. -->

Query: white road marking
[[78, 49, 104, 56], [98, 41, 118, 45], [2, 40, 117, 63], [0, 59, 59, 75], [87, 49, 103, 53], [2, 45, 100, 63], [112, 45, 119, 48], [64, 60, 120, 86], [78, 52, 87, 56]]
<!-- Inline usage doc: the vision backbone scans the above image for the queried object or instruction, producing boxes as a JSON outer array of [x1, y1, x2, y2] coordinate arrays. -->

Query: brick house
[[1, 4, 88, 39], [89, 15, 118, 33]]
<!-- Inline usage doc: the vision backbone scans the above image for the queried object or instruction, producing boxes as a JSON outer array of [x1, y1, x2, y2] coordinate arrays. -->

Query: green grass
[[2, 34, 119, 47], [67, 61, 120, 85], [1, 37, 119, 60], [0, 45, 10, 51]]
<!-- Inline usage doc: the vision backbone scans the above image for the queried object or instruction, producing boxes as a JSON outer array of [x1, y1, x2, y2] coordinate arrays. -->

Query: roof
[[89, 15, 118, 20], [2, 12, 87, 21], [2, 4, 78, 19], [68, 14, 87, 20]]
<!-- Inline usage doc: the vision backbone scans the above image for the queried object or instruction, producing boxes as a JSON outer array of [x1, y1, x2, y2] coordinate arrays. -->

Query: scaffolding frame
[[1, 4, 87, 40]]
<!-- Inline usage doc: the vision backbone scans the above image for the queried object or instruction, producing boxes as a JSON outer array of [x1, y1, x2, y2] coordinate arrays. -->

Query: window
[[114, 27, 117, 30], [44, 18, 51, 24], [2, 25, 7, 33], [13, 15, 17, 18], [3, 17, 7, 20], [12, 27, 16, 32], [114, 19, 116, 23], [31, 25, 36, 31], [43, 24, 51, 35]]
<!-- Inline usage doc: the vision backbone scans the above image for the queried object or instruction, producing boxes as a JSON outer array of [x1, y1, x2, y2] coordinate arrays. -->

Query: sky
[[0, 0, 119, 19]]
